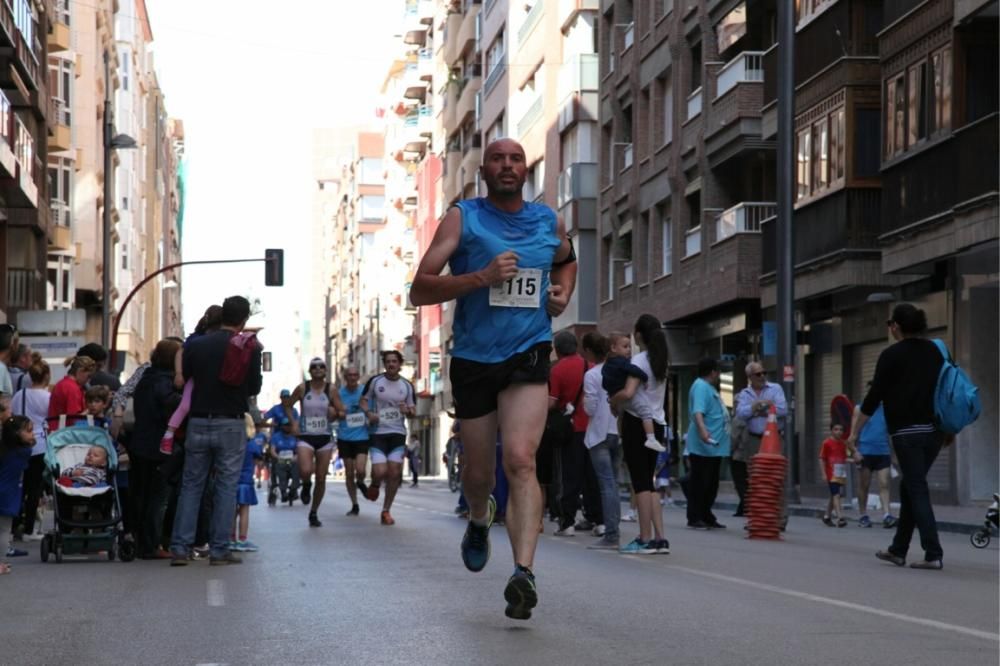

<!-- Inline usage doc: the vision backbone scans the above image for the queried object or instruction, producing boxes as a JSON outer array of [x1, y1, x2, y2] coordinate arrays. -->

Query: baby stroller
[[970, 494, 999, 549], [40, 426, 135, 563]]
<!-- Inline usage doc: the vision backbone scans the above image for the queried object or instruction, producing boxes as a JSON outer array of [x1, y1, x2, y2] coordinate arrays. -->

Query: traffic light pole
[[108, 256, 277, 371]]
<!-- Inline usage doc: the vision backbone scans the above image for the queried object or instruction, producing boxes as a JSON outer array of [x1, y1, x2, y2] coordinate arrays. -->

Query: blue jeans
[[170, 418, 245, 559], [588, 435, 622, 541], [889, 429, 943, 561]]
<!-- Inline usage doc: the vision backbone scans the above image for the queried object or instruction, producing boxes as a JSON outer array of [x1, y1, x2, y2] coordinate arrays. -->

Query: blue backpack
[[931, 339, 980, 434]]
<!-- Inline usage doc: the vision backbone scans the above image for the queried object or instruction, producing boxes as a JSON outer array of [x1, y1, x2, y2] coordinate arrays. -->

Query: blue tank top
[[858, 405, 890, 456], [338, 386, 369, 442], [449, 198, 561, 363]]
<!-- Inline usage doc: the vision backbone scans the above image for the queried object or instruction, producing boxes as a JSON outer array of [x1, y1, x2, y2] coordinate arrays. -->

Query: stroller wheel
[[971, 529, 991, 549], [40, 535, 50, 563], [119, 539, 136, 562]]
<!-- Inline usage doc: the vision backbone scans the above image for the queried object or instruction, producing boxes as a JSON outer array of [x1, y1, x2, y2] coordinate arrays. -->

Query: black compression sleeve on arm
[[553, 244, 576, 267]]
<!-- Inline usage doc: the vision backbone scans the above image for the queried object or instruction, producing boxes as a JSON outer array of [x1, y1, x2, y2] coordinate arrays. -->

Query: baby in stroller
[[57, 446, 108, 488]]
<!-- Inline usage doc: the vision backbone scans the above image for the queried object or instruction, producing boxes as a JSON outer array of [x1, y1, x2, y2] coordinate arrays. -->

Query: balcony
[[557, 53, 599, 103], [443, 12, 463, 66], [0, 0, 40, 90], [444, 148, 462, 203], [442, 82, 458, 133], [455, 73, 481, 126], [48, 201, 72, 250], [559, 0, 599, 31], [557, 162, 597, 232], [715, 51, 763, 99], [686, 87, 703, 121], [881, 113, 999, 239], [761, 188, 882, 275], [684, 226, 702, 258], [1, 117, 37, 207], [483, 54, 506, 97], [6, 267, 40, 312], [714, 202, 775, 243], [461, 143, 482, 189], [519, 0, 545, 46], [517, 95, 543, 137], [48, 98, 71, 152], [447, 4, 480, 66], [48, 13, 71, 53]]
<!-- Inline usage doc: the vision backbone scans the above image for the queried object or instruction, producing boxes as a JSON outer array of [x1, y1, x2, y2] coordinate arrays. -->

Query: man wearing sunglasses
[[733, 362, 788, 520], [285, 357, 345, 527]]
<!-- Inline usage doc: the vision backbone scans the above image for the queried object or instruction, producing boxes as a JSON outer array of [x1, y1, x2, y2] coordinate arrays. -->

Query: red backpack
[[219, 332, 262, 386]]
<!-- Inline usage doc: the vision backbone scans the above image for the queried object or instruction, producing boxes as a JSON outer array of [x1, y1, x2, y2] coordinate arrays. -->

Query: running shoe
[[859, 514, 873, 528], [309, 512, 322, 528], [821, 515, 835, 527], [237, 540, 259, 552], [654, 539, 671, 554], [209, 553, 243, 566], [883, 515, 899, 529], [356, 479, 369, 497], [619, 538, 655, 554], [169, 554, 189, 567], [875, 550, 905, 567], [5, 548, 27, 557], [592, 524, 606, 537], [503, 565, 538, 621], [347, 504, 360, 516], [380, 510, 395, 526], [365, 484, 381, 502], [836, 517, 848, 528], [300, 480, 312, 505], [909, 559, 943, 570], [460, 496, 496, 572], [192, 544, 210, 560], [228, 540, 243, 551], [587, 537, 620, 550], [621, 510, 637, 522]]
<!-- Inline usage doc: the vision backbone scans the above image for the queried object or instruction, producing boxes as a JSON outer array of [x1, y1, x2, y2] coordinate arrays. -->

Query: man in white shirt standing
[[580, 332, 621, 550]]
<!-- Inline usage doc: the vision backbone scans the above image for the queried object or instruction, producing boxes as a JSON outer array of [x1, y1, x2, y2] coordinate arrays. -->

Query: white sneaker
[[663, 498, 674, 507], [554, 524, 576, 537], [644, 436, 667, 452], [592, 524, 606, 537], [622, 511, 637, 523]]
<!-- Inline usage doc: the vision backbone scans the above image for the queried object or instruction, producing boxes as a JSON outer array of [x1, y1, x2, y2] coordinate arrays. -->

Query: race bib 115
[[489, 268, 542, 308]]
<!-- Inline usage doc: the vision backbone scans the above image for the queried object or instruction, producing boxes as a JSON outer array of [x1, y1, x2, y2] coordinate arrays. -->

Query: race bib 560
[[489, 268, 542, 308], [345, 413, 367, 429]]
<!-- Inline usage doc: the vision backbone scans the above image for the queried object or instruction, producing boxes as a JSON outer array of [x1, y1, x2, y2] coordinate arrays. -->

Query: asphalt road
[[2, 478, 997, 666]]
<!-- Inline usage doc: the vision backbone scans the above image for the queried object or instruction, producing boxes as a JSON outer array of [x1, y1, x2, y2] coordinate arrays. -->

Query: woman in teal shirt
[[685, 358, 731, 529]]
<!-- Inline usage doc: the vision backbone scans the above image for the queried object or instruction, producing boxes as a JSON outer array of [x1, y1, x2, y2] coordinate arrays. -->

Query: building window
[[487, 30, 505, 77], [795, 0, 835, 26], [796, 127, 811, 201], [690, 42, 702, 92], [360, 195, 385, 221], [796, 105, 845, 201], [604, 237, 614, 299], [641, 211, 652, 283], [359, 157, 383, 185], [662, 74, 673, 145], [931, 47, 951, 135], [121, 50, 129, 91], [908, 62, 927, 147], [660, 208, 672, 276], [619, 230, 633, 286], [524, 160, 544, 202]]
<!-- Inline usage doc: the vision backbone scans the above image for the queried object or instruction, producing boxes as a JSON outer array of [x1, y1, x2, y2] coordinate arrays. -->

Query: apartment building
[[597, 0, 997, 504], [1, 0, 53, 321]]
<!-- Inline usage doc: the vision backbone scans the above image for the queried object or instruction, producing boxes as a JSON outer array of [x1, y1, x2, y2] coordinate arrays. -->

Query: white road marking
[[206, 579, 226, 607], [667, 564, 999, 643]]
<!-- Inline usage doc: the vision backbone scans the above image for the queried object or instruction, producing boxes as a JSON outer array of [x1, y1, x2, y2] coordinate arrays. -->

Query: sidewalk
[[697, 490, 988, 535]]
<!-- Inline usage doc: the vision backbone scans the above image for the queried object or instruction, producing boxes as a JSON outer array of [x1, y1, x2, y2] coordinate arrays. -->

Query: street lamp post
[[101, 50, 137, 351]]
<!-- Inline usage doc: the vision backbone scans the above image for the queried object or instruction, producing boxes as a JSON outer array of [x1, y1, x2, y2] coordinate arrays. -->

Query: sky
[[142, 0, 397, 392]]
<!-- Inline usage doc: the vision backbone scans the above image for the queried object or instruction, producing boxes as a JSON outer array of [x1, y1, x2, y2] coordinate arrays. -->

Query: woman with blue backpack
[[850, 303, 980, 571]]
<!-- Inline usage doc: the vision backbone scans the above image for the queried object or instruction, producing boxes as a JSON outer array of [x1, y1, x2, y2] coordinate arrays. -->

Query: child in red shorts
[[819, 423, 849, 527]]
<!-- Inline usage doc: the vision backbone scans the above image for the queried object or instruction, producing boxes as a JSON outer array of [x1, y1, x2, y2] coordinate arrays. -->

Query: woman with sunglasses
[[285, 358, 345, 527]]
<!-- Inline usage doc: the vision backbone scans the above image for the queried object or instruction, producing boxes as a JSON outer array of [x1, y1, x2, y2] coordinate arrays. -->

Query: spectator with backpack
[[169, 296, 262, 566], [851, 303, 979, 571]]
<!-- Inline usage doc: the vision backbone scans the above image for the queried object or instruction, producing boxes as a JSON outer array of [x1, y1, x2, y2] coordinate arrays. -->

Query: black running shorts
[[449, 342, 551, 420]]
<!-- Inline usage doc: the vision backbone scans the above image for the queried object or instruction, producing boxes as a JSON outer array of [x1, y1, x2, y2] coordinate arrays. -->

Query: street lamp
[[101, 50, 137, 351]]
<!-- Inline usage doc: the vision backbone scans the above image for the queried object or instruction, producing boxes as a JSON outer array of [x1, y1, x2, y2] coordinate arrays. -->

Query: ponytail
[[64, 355, 97, 375], [634, 314, 668, 382], [28, 352, 50, 385]]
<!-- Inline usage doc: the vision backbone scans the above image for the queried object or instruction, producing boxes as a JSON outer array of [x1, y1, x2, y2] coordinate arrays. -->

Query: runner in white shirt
[[285, 357, 345, 528], [360, 351, 415, 526]]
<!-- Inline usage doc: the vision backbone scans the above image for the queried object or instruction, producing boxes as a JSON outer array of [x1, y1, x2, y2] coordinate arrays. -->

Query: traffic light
[[265, 248, 284, 286]]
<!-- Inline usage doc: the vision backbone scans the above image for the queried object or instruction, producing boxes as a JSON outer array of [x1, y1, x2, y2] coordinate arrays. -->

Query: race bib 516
[[489, 268, 542, 308], [305, 417, 328, 432]]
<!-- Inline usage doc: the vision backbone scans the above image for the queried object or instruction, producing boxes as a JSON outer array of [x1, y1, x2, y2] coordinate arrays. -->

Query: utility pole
[[777, 0, 797, 503], [101, 50, 113, 350]]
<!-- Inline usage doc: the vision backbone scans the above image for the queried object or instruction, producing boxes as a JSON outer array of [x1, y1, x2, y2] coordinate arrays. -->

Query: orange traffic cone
[[759, 405, 782, 456], [746, 404, 787, 540]]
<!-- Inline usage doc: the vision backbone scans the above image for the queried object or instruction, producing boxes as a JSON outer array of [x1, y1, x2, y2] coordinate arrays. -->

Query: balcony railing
[[715, 51, 764, 99], [517, 95, 543, 137], [556, 162, 597, 208], [715, 202, 776, 242], [684, 226, 701, 257], [7, 268, 38, 310], [484, 54, 506, 96], [518, 0, 544, 45], [687, 87, 703, 120], [50, 199, 70, 226], [557, 53, 599, 102]]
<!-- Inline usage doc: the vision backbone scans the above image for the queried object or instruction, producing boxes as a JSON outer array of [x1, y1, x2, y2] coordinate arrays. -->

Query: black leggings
[[18, 454, 46, 535], [621, 412, 664, 493]]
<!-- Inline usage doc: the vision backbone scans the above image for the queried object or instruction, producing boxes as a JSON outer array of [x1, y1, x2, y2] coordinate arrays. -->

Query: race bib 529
[[379, 408, 402, 423]]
